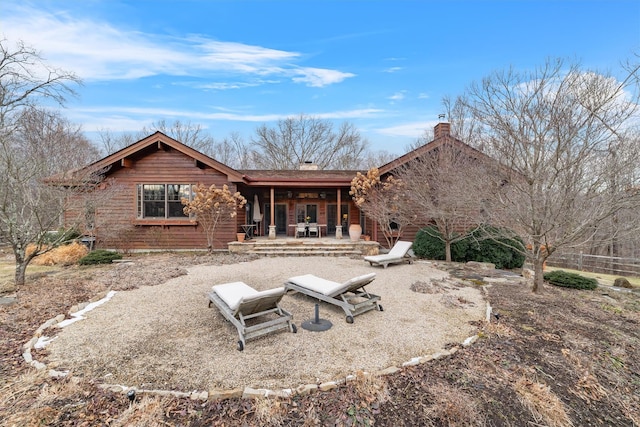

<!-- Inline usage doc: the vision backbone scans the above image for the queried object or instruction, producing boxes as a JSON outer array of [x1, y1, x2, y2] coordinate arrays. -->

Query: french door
[[264, 203, 288, 234]]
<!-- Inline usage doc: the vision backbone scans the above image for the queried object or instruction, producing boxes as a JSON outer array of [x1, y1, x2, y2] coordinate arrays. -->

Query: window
[[296, 204, 317, 223], [137, 184, 193, 219]]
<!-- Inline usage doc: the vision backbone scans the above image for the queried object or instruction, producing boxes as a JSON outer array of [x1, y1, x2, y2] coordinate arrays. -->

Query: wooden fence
[[546, 253, 640, 277]]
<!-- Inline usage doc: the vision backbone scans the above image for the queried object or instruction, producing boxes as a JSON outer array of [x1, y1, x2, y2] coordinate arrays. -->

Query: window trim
[[136, 183, 194, 221]]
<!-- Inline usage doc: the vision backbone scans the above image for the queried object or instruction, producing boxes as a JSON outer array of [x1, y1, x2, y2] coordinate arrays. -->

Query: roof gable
[[377, 134, 492, 175], [83, 132, 245, 181]]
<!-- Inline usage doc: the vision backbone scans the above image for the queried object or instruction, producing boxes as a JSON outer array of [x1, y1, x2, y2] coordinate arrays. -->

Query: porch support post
[[268, 186, 276, 239], [335, 188, 343, 239]]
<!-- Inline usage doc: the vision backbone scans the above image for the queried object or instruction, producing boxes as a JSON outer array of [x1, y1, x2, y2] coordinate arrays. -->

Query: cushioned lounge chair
[[284, 273, 381, 323], [208, 282, 297, 351], [364, 240, 415, 269]]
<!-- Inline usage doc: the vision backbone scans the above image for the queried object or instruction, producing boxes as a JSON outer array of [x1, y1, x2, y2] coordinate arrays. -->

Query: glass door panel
[[296, 204, 317, 223], [265, 203, 288, 234]]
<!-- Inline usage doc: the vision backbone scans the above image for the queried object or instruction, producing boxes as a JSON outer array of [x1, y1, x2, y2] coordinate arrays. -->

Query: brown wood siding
[[65, 147, 239, 250]]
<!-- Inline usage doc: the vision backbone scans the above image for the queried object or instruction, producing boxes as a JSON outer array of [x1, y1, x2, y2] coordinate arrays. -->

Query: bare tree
[[143, 119, 216, 156], [251, 114, 369, 170], [1, 109, 100, 289], [361, 149, 398, 170], [213, 132, 254, 169], [463, 57, 640, 292], [441, 95, 485, 148], [16, 108, 100, 171], [350, 168, 414, 248], [396, 141, 490, 261], [0, 39, 80, 133], [0, 39, 90, 289], [98, 119, 219, 157]]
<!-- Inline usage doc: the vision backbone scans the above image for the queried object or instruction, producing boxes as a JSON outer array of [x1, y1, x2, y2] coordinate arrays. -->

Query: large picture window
[[137, 184, 193, 219]]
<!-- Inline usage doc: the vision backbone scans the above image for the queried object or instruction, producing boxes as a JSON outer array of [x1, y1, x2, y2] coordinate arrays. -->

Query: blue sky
[[2, 1, 639, 155]]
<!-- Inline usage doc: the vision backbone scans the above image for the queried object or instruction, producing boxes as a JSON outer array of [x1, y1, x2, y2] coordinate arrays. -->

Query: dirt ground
[[1, 252, 639, 426]]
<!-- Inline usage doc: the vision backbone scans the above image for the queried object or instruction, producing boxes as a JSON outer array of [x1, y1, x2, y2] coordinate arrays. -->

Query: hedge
[[413, 225, 525, 269]]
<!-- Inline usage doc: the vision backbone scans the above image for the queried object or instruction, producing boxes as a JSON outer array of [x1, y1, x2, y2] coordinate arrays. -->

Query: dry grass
[[252, 396, 288, 426], [0, 371, 87, 426], [31, 242, 89, 266], [352, 370, 389, 406], [111, 395, 168, 427], [425, 382, 483, 426], [514, 374, 573, 427]]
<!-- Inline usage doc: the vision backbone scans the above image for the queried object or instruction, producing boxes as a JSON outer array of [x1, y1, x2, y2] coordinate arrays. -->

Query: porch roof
[[238, 169, 362, 187]]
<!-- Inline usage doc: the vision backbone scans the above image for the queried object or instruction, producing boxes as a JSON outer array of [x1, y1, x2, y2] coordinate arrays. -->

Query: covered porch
[[236, 168, 374, 241]]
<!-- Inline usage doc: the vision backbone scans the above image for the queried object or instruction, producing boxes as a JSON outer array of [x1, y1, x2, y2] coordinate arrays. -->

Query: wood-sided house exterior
[[57, 122, 477, 251]]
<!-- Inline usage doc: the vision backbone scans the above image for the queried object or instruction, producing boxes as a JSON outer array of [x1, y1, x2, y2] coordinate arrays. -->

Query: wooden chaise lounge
[[363, 240, 415, 269], [208, 282, 297, 351], [284, 272, 381, 323]]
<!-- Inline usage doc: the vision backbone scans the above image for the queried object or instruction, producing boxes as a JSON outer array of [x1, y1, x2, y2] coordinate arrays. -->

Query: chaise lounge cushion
[[212, 282, 257, 311], [212, 282, 286, 311], [364, 241, 414, 265], [286, 273, 376, 297]]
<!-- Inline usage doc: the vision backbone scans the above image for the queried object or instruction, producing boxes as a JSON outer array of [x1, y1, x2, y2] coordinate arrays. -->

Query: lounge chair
[[208, 282, 297, 351], [364, 240, 415, 269], [284, 273, 381, 323]]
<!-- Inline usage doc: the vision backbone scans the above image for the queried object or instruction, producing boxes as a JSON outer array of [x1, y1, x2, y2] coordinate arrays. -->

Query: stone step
[[251, 245, 358, 251], [250, 250, 362, 257]]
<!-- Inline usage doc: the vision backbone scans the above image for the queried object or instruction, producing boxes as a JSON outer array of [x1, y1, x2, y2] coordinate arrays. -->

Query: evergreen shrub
[[463, 226, 526, 269], [79, 250, 123, 265], [42, 228, 81, 244], [413, 225, 525, 269], [543, 270, 598, 290]]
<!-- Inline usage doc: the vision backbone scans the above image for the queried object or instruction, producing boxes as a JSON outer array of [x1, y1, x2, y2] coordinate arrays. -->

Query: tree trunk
[[14, 259, 27, 288], [532, 256, 545, 293], [445, 240, 452, 262]]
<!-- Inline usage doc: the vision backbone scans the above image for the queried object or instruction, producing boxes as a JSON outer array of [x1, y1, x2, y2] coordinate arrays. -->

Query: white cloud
[[375, 121, 432, 138], [291, 67, 356, 87], [388, 91, 406, 101], [384, 67, 403, 73], [2, 5, 353, 87], [70, 105, 384, 132]]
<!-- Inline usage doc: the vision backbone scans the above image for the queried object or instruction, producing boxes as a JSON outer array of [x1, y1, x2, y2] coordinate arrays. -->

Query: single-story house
[[55, 122, 485, 251]]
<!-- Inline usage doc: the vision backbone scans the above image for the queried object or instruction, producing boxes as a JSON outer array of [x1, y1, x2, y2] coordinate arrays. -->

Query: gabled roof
[[92, 131, 246, 181], [47, 131, 246, 185], [377, 134, 491, 175]]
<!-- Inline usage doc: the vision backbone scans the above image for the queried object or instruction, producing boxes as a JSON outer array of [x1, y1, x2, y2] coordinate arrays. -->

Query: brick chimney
[[434, 122, 451, 139]]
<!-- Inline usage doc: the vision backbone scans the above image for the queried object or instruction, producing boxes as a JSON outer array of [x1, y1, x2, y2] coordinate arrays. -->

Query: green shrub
[[413, 226, 445, 260], [79, 250, 123, 265], [413, 225, 525, 269], [543, 270, 598, 290], [42, 228, 81, 245], [462, 227, 526, 269], [413, 226, 469, 260]]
